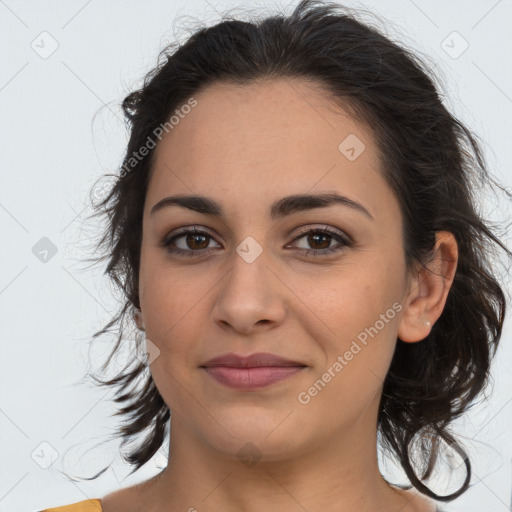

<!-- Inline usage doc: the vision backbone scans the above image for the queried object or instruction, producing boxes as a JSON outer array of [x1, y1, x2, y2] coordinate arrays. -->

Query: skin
[[101, 78, 458, 512]]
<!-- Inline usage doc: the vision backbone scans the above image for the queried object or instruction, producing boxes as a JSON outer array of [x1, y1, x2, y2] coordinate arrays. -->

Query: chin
[[202, 416, 308, 463]]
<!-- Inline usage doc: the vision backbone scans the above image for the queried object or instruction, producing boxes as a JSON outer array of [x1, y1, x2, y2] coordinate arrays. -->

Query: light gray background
[[1, 1, 511, 511]]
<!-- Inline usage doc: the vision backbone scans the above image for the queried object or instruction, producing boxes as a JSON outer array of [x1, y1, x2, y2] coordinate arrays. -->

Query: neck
[[138, 414, 433, 512]]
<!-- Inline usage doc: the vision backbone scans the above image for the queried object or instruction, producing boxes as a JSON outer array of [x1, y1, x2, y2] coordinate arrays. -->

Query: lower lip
[[202, 366, 306, 390]]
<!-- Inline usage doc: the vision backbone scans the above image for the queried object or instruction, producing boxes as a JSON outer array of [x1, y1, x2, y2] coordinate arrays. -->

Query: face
[[138, 79, 412, 462]]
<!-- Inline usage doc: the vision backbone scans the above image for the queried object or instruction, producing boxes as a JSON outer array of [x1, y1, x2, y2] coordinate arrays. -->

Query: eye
[[288, 225, 353, 257], [160, 226, 221, 257], [160, 224, 353, 258]]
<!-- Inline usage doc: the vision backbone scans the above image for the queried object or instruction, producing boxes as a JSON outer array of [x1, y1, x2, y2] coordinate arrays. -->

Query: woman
[[36, 0, 511, 511]]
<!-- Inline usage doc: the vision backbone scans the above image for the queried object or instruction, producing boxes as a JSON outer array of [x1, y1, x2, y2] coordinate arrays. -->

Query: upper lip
[[200, 352, 307, 368]]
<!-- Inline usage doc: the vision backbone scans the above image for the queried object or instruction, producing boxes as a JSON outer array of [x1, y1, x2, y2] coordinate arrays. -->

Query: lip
[[200, 352, 307, 390], [201, 352, 306, 368]]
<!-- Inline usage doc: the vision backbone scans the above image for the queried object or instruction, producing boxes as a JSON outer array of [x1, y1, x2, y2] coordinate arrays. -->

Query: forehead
[[148, 79, 394, 222]]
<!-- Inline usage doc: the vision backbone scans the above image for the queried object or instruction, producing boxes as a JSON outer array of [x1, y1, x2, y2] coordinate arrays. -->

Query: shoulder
[[36, 498, 102, 512], [99, 476, 161, 511]]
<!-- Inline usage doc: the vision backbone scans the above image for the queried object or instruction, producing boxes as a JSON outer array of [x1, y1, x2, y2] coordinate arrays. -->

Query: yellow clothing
[[36, 497, 452, 511], [39, 499, 102, 512], [36, 497, 451, 512]]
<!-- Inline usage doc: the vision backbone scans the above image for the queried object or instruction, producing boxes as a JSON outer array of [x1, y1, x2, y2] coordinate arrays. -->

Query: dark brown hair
[[81, 0, 511, 502]]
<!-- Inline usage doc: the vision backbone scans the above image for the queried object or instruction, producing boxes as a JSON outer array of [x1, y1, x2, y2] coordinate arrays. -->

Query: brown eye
[[182, 232, 210, 250], [161, 227, 221, 257], [289, 226, 352, 257], [306, 232, 332, 250]]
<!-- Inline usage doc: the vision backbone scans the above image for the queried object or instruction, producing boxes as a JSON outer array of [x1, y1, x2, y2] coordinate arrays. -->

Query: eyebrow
[[150, 192, 374, 221]]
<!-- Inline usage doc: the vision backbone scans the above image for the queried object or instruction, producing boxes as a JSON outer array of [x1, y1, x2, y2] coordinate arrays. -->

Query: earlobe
[[397, 231, 458, 343]]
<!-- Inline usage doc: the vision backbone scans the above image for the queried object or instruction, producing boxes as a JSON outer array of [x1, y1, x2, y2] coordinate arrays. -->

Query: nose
[[210, 250, 287, 336]]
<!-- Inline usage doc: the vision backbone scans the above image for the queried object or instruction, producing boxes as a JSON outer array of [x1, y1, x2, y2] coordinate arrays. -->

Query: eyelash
[[160, 225, 353, 258]]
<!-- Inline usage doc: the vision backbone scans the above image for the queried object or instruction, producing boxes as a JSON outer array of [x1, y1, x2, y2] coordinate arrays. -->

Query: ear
[[397, 231, 458, 343], [134, 307, 145, 331]]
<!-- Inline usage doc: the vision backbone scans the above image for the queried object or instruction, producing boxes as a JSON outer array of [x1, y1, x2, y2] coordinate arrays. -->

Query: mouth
[[201, 366, 306, 389], [200, 352, 308, 390]]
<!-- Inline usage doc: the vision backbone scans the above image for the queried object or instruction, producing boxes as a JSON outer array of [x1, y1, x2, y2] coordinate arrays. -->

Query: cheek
[[139, 254, 226, 387], [140, 249, 203, 328], [298, 260, 390, 337], [302, 259, 401, 379], [296, 284, 399, 429]]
